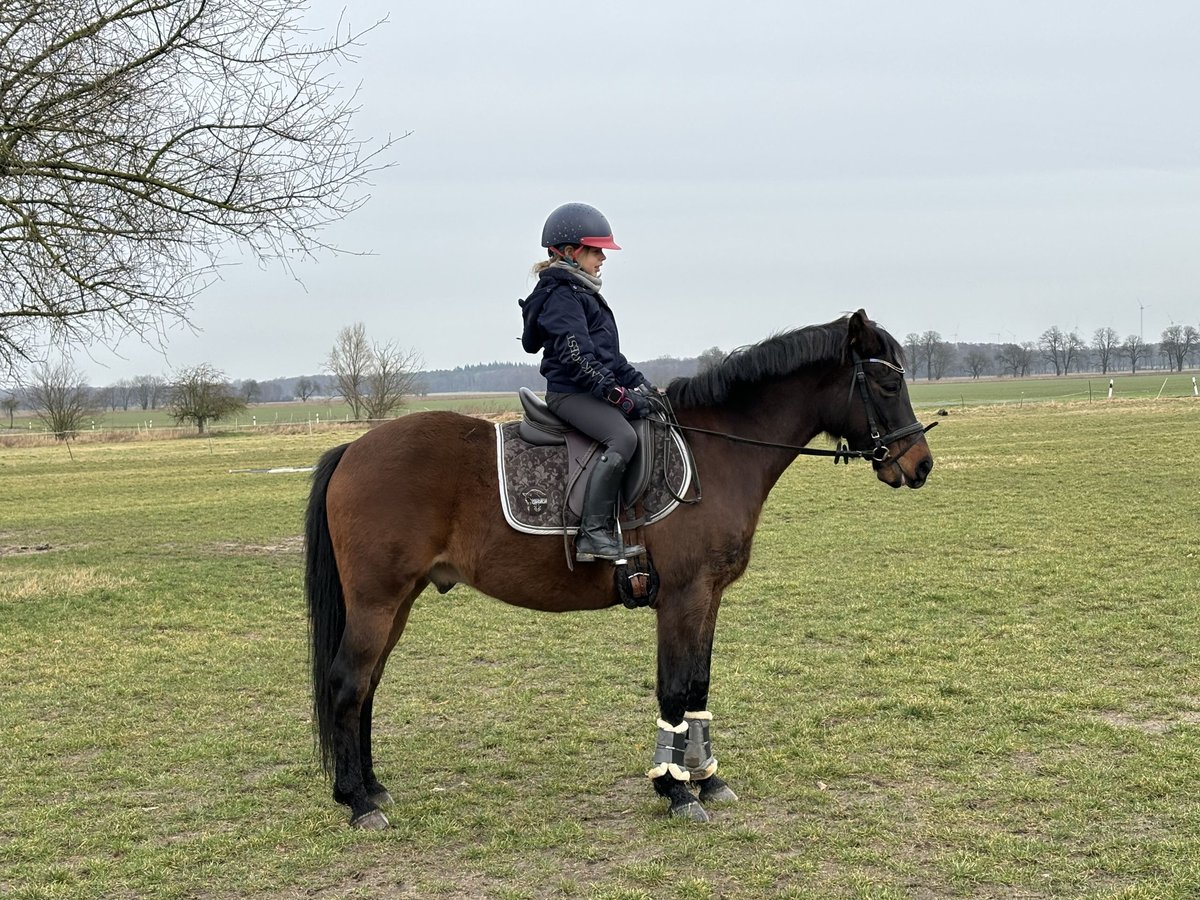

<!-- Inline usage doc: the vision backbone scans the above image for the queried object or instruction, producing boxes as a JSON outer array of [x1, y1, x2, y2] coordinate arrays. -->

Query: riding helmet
[[541, 203, 621, 250]]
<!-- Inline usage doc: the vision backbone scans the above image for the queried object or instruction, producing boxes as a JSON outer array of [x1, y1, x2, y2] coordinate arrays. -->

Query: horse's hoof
[[699, 783, 739, 804], [350, 809, 390, 830], [670, 800, 710, 823], [368, 789, 394, 808]]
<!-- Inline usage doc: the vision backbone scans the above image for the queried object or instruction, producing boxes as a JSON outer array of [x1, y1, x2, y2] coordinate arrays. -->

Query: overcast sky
[[83, 0, 1199, 383]]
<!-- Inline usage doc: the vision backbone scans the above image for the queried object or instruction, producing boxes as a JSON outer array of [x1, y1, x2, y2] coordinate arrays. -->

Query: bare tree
[[1063, 330, 1086, 373], [327, 323, 372, 418], [115, 378, 136, 410], [1120, 334, 1149, 374], [240, 379, 261, 404], [1160, 324, 1199, 373], [133, 374, 167, 410], [0, 0, 395, 371], [996, 342, 1034, 377], [168, 364, 245, 433], [964, 349, 990, 379], [903, 333, 922, 377], [1039, 327, 1067, 376], [919, 331, 943, 380], [295, 376, 318, 402], [1092, 327, 1120, 375], [931, 341, 956, 380], [361, 343, 423, 420], [26, 358, 94, 439], [2, 393, 20, 426]]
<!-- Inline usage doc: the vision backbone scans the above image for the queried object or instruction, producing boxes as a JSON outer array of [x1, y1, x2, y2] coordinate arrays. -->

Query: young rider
[[519, 202, 657, 562]]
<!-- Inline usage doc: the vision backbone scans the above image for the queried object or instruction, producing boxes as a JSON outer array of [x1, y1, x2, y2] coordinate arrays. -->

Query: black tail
[[305, 442, 351, 777]]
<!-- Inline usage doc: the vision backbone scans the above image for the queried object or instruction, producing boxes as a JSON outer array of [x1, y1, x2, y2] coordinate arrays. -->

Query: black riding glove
[[607, 386, 650, 419]]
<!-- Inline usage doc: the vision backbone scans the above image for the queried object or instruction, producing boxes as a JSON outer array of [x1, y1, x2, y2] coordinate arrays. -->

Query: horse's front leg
[[649, 586, 737, 821]]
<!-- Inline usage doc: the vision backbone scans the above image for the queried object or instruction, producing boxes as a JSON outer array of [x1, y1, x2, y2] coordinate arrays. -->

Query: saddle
[[495, 388, 693, 536]]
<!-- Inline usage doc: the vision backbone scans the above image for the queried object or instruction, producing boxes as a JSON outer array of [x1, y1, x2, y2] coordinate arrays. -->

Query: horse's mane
[[667, 315, 903, 409]]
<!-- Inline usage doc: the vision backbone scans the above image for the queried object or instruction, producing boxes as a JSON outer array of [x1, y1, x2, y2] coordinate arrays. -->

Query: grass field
[[1, 396, 1198, 898]]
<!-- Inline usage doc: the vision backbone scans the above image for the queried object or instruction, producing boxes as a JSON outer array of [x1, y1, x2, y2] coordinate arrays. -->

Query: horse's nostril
[[916, 457, 933, 481]]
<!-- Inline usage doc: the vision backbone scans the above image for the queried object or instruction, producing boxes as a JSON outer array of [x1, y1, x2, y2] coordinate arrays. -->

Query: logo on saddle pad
[[496, 421, 692, 536], [523, 489, 550, 513]]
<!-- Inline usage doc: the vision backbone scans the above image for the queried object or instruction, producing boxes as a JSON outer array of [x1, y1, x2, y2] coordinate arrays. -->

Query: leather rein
[[650, 354, 937, 465]]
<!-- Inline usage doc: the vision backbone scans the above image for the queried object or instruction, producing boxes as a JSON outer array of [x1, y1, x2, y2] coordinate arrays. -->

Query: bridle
[[849, 352, 937, 465]]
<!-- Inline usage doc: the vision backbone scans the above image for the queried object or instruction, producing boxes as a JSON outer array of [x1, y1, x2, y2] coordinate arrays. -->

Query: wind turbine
[[1138, 300, 1150, 341]]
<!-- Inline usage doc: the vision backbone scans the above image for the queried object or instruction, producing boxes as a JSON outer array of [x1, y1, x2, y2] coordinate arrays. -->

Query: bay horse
[[304, 309, 934, 828]]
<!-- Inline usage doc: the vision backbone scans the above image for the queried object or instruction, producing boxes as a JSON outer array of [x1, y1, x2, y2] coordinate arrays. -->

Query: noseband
[[847, 353, 936, 464]]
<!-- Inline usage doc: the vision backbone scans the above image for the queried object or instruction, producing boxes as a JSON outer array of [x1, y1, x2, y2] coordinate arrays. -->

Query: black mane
[[666, 315, 902, 409]]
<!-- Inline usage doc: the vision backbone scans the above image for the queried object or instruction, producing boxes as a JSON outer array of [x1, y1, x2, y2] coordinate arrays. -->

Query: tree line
[[903, 323, 1200, 380]]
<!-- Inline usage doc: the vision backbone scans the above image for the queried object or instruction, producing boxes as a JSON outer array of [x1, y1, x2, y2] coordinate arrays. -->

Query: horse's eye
[[879, 379, 902, 396]]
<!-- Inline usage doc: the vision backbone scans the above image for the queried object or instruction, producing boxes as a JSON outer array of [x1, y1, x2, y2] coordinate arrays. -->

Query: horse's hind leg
[[360, 581, 425, 810], [328, 580, 422, 829]]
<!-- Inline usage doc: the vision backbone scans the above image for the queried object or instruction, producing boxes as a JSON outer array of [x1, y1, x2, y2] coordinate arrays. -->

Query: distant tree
[[295, 376, 319, 402], [1120, 335, 1149, 374], [26, 359, 94, 440], [0, 0, 393, 372], [919, 331, 944, 380], [903, 333, 922, 377], [996, 342, 1034, 377], [133, 374, 168, 410], [964, 349, 991, 379], [1092, 327, 1120, 375], [1063, 330, 1086, 373], [931, 341, 956, 380], [696, 347, 725, 372], [93, 385, 118, 412], [361, 343, 423, 420], [1160, 324, 1199, 372], [1038, 327, 1068, 376], [240, 379, 262, 404], [168, 365, 245, 434], [327, 323, 372, 419], [2, 393, 20, 427]]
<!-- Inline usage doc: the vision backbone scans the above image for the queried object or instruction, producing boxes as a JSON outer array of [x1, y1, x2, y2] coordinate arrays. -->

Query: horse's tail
[[305, 442, 351, 777]]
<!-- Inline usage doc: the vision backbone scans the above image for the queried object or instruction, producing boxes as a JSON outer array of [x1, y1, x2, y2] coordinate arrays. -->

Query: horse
[[304, 309, 934, 828]]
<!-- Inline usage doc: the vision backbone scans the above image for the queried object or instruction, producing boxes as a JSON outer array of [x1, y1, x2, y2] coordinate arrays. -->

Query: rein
[[648, 354, 937, 466]]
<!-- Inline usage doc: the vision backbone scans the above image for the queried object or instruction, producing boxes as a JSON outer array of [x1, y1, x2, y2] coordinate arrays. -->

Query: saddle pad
[[495, 421, 693, 536]]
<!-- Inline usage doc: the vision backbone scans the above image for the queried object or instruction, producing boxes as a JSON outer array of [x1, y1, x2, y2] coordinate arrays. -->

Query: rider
[[519, 202, 657, 562]]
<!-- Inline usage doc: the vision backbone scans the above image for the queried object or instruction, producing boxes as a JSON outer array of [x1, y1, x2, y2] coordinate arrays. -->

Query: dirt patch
[[209, 535, 304, 556], [1093, 710, 1200, 735], [0, 543, 53, 556]]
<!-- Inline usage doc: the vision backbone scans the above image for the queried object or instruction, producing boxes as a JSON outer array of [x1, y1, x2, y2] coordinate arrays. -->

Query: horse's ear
[[846, 308, 873, 354]]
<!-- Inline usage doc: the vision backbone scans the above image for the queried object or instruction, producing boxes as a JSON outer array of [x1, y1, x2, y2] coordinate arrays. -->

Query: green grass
[[1, 399, 1198, 898]]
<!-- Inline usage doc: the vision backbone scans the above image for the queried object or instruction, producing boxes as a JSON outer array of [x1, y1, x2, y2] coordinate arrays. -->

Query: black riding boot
[[575, 450, 644, 562]]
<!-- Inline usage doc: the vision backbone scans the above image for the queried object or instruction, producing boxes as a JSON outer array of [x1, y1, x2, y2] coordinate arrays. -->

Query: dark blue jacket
[[519, 267, 645, 397]]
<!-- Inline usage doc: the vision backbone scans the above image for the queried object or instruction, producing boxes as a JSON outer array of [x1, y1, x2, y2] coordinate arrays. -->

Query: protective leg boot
[[574, 450, 644, 562]]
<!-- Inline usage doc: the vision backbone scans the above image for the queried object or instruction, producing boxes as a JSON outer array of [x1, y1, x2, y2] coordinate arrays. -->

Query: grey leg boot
[[575, 450, 645, 562]]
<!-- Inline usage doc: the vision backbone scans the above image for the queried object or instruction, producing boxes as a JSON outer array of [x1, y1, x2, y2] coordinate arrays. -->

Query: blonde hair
[[531, 245, 578, 275]]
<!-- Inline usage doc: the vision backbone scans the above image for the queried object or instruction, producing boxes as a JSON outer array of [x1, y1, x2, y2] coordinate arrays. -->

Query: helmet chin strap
[[548, 245, 582, 268]]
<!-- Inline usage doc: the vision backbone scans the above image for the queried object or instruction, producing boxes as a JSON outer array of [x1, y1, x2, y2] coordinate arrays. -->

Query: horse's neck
[[679, 372, 832, 505]]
